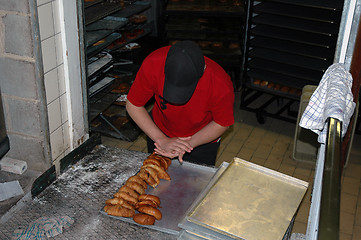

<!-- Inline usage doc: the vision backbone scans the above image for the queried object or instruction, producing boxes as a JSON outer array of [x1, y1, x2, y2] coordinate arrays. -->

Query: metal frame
[[306, 118, 342, 240], [318, 118, 342, 239]]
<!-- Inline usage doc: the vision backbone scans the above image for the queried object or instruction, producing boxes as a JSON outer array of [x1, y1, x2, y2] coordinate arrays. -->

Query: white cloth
[[299, 63, 356, 143]]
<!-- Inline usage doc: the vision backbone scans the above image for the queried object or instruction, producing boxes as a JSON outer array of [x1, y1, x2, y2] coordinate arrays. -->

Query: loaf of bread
[[138, 194, 161, 207], [114, 191, 138, 205], [137, 206, 162, 220], [133, 213, 156, 225], [104, 205, 135, 217], [104, 153, 171, 224]]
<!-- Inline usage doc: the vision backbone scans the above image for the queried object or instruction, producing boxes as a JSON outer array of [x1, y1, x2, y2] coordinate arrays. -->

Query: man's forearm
[[125, 100, 166, 142], [189, 121, 229, 148]]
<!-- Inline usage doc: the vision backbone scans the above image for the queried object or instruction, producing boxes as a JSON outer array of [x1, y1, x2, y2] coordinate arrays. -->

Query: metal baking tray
[[86, 16, 128, 47], [101, 160, 229, 235], [179, 158, 308, 240], [84, 1, 124, 25]]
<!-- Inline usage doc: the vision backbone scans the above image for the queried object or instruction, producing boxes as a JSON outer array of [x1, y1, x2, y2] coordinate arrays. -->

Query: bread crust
[[137, 171, 158, 188], [142, 164, 171, 181], [137, 206, 162, 220], [114, 192, 138, 205], [117, 185, 139, 199], [138, 194, 161, 207], [127, 175, 148, 189], [105, 198, 135, 210], [133, 213, 156, 225], [104, 205, 135, 217], [125, 181, 146, 195], [135, 200, 158, 209], [140, 168, 160, 185]]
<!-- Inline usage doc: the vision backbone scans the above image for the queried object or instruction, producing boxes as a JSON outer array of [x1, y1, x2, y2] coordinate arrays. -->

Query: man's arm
[[125, 100, 193, 155], [125, 100, 165, 142], [188, 121, 228, 148], [154, 121, 229, 162]]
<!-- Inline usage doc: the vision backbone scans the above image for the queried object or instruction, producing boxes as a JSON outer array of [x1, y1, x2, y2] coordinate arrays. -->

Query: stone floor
[[0, 147, 176, 240], [0, 169, 41, 217], [1, 90, 360, 239], [101, 106, 361, 240]]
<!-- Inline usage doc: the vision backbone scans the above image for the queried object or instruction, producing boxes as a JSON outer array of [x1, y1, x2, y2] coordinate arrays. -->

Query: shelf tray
[[179, 158, 308, 240], [261, 0, 343, 12], [84, 1, 125, 25], [246, 68, 318, 89], [89, 78, 122, 121], [251, 25, 337, 48], [89, 77, 114, 97], [249, 37, 334, 61], [252, 14, 340, 35], [87, 54, 113, 79], [111, 1, 151, 18], [165, 0, 245, 17], [100, 161, 226, 235], [248, 48, 331, 72], [86, 16, 128, 47], [87, 32, 122, 58], [84, 0, 104, 9], [253, 1, 342, 24], [248, 58, 323, 83]]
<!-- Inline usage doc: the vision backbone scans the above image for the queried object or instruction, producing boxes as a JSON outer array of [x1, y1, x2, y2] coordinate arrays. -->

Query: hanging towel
[[299, 63, 356, 144]]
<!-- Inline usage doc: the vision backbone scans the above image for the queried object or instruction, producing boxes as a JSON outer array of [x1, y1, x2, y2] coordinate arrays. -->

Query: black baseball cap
[[163, 41, 205, 104]]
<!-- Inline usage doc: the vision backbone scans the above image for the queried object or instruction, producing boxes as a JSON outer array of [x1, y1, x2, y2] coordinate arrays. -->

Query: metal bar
[[318, 117, 342, 240], [275, 99, 293, 115], [240, 89, 263, 107], [258, 95, 277, 110], [99, 113, 128, 140]]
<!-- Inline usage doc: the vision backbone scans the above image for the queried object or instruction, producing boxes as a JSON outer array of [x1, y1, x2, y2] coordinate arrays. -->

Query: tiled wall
[[37, 0, 71, 163]]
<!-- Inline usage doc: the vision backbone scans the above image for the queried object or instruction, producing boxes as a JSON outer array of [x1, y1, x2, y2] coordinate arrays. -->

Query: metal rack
[[84, 0, 153, 141], [164, 0, 246, 89], [242, 0, 344, 123]]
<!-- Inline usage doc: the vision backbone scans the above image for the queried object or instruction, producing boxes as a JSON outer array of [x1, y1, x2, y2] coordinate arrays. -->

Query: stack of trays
[[178, 158, 308, 240]]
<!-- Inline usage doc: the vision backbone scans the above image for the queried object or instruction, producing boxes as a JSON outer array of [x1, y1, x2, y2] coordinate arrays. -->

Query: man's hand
[[154, 136, 193, 163]]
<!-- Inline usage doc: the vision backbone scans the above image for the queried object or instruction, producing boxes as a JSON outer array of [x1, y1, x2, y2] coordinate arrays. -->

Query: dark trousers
[[146, 136, 220, 166]]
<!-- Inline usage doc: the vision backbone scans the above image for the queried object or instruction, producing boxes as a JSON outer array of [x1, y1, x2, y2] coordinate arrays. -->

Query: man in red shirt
[[126, 41, 234, 165]]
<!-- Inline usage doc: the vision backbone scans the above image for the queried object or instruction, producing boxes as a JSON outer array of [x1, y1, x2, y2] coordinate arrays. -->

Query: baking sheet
[[101, 160, 228, 235], [86, 16, 128, 47], [180, 158, 308, 240]]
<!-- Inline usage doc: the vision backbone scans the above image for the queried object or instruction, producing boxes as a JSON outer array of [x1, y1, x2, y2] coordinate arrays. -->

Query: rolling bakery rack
[[163, 0, 246, 89], [241, 0, 344, 123], [83, 0, 157, 141]]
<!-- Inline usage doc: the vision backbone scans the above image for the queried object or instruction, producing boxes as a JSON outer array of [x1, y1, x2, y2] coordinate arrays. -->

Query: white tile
[[62, 122, 71, 150], [37, 0, 53, 6], [57, 64, 66, 94], [52, 155, 62, 175], [37, 3, 54, 40], [64, 147, 71, 157], [60, 93, 68, 123], [52, 0, 62, 34], [47, 98, 62, 133], [55, 33, 63, 65], [50, 125, 64, 160], [41, 36, 57, 73], [44, 67, 59, 104]]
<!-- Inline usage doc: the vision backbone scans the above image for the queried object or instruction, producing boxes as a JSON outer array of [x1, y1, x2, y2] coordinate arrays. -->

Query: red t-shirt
[[127, 46, 235, 138]]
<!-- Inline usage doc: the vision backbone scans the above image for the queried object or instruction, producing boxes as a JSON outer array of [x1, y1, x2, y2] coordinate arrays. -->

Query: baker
[[126, 40, 234, 166]]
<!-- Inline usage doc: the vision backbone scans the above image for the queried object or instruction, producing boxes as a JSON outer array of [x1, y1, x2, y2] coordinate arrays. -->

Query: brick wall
[[0, 0, 52, 171]]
